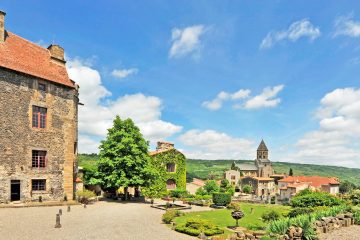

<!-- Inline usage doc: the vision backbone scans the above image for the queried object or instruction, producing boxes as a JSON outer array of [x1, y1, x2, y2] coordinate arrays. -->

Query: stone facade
[[0, 67, 78, 202], [241, 176, 275, 197]]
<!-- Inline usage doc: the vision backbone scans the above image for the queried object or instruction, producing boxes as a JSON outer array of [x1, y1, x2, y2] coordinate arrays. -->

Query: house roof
[[236, 163, 258, 171], [279, 176, 340, 188], [0, 32, 75, 88], [149, 149, 171, 156]]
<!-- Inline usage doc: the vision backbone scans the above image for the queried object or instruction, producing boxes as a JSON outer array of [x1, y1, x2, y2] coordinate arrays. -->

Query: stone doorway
[[11, 180, 21, 201]]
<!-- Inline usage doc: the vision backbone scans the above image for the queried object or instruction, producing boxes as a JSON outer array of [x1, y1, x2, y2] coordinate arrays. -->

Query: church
[[224, 140, 275, 187]]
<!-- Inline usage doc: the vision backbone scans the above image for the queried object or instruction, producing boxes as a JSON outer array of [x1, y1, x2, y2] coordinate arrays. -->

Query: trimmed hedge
[[290, 191, 344, 208], [162, 210, 182, 224], [175, 219, 223, 236], [212, 192, 231, 206]]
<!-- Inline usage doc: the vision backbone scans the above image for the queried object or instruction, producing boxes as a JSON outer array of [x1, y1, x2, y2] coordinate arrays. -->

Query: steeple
[[257, 139, 268, 160]]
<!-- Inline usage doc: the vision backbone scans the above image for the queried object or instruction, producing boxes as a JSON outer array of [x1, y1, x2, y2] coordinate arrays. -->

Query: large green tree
[[97, 116, 157, 199]]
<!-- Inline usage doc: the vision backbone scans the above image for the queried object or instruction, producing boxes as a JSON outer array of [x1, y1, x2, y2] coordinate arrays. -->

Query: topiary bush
[[261, 210, 280, 222], [212, 192, 231, 206], [175, 219, 224, 236], [162, 210, 183, 224], [76, 189, 96, 204]]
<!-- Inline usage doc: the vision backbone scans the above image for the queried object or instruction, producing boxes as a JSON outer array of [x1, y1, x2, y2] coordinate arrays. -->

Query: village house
[[278, 176, 340, 201], [0, 11, 79, 203], [149, 142, 186, 190], [241, 176, 276, 197]]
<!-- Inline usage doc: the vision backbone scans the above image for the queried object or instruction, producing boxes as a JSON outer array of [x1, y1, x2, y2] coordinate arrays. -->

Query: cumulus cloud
[[111, 68, 138, 79], [67, 58, 182, 153], [202, 89, 250, 111], [203, 85, 284, 111], [287, 88, 360, 167], [260, 19, 321, 49], [169, 25, 206, 58], [178, 129, 255, 159], [333, 14, 360, 37], [242, 85, 284, 109]]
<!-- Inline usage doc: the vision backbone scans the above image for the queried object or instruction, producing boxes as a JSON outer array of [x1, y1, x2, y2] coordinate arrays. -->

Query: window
[[32, 179, 46, 191], [231, 175, 236, 180], [32, 106, 47, 128], [166, 163, 175, 172], [38, 83, 46, 92], [32, 150, 46, 168]]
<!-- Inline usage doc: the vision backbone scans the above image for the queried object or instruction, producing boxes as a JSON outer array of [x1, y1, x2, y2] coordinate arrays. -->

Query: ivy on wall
[[150, 149, 186, 190]]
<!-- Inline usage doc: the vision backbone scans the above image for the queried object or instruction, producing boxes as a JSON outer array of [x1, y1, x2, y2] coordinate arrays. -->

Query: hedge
[[175, 219, 223, 236], [212, 192, 231, 206]]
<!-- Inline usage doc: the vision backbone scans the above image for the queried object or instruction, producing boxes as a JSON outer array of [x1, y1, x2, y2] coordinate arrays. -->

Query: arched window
[[166, 179, 176, 189], [166, 163, 176, 172]]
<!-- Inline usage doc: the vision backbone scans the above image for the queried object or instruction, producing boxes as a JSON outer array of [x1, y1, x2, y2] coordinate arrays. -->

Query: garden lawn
[[174, 203, 290, 231]]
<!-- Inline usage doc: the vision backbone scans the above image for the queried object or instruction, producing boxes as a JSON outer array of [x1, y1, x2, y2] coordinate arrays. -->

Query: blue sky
[[2, 1, 360, 167]]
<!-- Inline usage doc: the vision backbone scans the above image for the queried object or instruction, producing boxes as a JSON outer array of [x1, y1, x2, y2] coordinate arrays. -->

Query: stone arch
[[166, 179, 176, 189]]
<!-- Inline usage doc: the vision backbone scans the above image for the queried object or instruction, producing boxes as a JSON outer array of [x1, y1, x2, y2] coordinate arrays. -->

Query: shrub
[[213, 192, 231, 206], [350, 190, 360, 205], [290, 191, 344, 208], [162, 210, 182, 224], [288, 207, 315, 218], [175, 219, 224, 236], [76, 189, 96, 204], [242, 185, 252, 194], [227, 202, 242, 211], [195, 187, 207, 196], [261, 210, 280, 222], [204, 180, 220, 194], [170, 189, 190, 198]]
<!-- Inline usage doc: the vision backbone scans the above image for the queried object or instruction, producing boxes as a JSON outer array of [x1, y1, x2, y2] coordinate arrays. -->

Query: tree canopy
[[96, 116, 157, 193]]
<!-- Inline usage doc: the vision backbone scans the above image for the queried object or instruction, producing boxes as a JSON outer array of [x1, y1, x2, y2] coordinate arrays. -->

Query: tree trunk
[[124, 187, 128, 201]]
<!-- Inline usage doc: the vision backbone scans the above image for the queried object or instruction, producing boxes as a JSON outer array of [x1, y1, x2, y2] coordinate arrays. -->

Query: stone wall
[[0, 67, 78, 202]]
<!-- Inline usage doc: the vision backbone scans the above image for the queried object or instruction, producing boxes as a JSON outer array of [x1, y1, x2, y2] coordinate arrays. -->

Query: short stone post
[[84, 204, 87, 208], [55, 214, 61, 228], [67, 205, 71, 212], [59, 209, 62, 215]]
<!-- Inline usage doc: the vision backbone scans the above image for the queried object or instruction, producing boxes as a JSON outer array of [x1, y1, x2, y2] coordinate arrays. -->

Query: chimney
[[0, 10, 6, 43], [156, 141, 174, 151], [47, 44, 66, 65]]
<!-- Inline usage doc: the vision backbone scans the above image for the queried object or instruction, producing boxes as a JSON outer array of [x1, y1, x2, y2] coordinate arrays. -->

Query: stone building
[[0, 11, 79, 202], [241, 176, 276, 197], [225, 140, 275, 182], [149, 142, 186, 190]]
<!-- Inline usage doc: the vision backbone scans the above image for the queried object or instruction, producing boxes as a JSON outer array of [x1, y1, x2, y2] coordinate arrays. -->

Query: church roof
[[257, 140, 268, 151], [236, 163, 258, 171]]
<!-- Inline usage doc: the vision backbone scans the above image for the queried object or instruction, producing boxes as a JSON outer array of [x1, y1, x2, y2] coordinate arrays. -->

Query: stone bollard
[[84, 204, 87, 209], [55, 214, 61, 228], [59, 209, 62, 215], [67, 205, 71, 212]]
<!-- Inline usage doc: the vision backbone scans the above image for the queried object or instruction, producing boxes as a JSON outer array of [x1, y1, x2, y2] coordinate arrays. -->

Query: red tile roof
[[0, 32, 74, 88], [279, 176, 340, 188]]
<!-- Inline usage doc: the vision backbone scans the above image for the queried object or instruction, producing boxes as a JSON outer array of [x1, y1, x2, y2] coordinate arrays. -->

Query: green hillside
[[77, 154, 360, 185]]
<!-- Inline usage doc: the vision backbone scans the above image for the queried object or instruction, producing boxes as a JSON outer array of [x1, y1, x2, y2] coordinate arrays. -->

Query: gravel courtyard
[[0, 201, 196, 240]]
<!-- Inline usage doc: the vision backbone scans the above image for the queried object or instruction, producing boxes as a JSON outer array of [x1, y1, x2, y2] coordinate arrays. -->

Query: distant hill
[[77, 154, 360, 185]]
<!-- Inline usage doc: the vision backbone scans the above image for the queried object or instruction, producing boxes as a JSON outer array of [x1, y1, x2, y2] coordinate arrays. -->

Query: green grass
[[77, 154, 360, 186], [174, 203, 290, 231]]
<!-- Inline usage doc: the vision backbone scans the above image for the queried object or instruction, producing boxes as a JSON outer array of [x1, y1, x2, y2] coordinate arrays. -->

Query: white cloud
[[242, 85, 284, 109], [67, 58, 182, 153], [260, 19, 321, 49], [169, 25, 206, 58], [334, 14, 360, 37], [203, 85, 284, 111], [286, 88, 360, 167], [111, 68, 138, 79], [178, 129, 255, 159]]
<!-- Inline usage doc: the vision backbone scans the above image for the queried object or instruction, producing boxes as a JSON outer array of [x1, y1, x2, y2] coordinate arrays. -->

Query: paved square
[[0, 202, 195, 240]]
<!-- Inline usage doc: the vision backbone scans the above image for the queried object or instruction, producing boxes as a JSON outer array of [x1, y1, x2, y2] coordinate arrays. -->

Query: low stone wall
[[315, 213, 355, 234]]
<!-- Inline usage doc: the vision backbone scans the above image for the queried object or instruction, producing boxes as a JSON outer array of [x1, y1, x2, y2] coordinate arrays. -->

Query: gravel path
[[0, 201, 197, 240], [320, 225, 360, 240]]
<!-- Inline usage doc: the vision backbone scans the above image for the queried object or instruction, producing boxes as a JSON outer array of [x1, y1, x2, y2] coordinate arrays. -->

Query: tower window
[[32, 106, 47, 129]]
